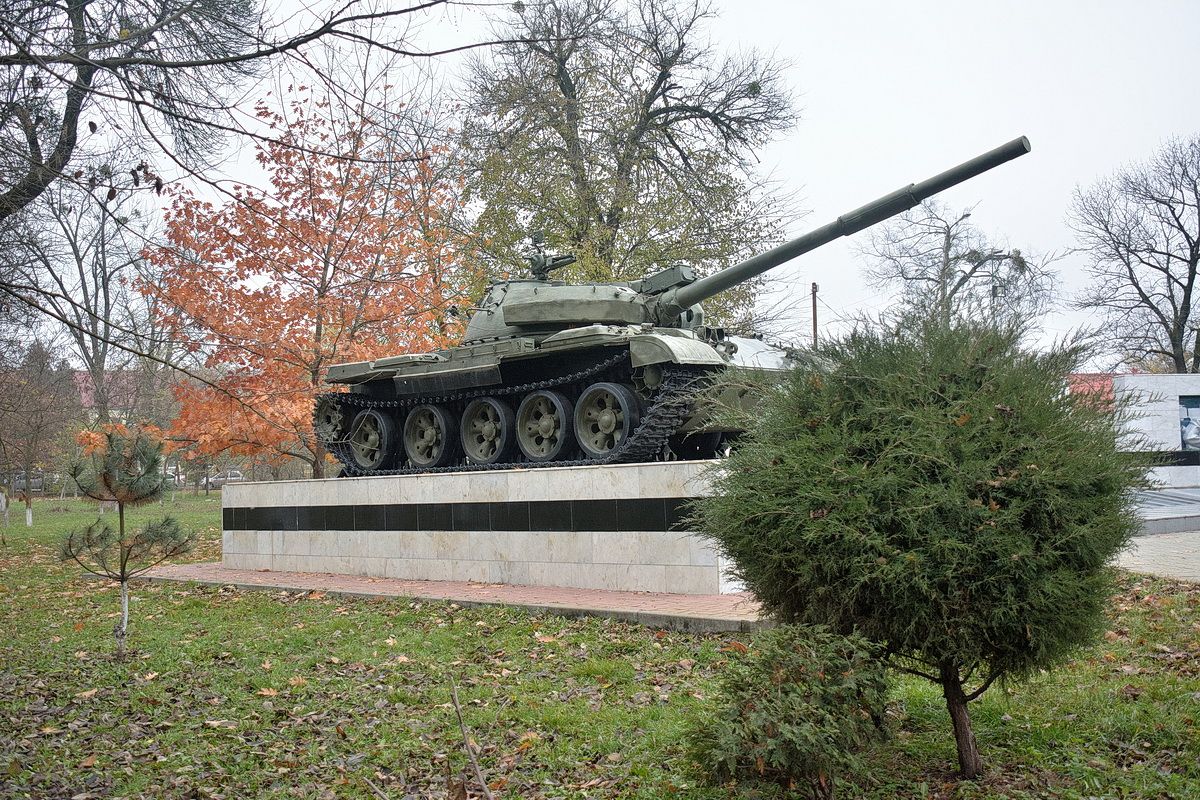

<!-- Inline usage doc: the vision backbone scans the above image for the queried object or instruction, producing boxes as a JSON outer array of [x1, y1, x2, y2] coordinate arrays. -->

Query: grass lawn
[[1, 494, 1197, 799]]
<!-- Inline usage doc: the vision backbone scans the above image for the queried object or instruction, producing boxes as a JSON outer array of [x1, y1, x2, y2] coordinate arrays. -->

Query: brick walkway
[[143, 562, 766, 633], [144, 525, 1200, 635]]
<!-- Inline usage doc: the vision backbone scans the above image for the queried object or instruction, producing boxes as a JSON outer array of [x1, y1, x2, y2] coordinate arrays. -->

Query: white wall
[[1113, 373, 1200, 488]]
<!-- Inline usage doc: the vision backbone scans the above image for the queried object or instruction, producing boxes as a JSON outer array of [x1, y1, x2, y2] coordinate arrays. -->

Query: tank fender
[[630, 333, 727, 367], [537, 325, 631, 353]]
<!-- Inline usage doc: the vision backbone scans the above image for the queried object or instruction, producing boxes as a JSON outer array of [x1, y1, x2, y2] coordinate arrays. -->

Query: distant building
[[72, 371, 140, 423], [1105, 373, 1200, 489], [1066, 372, 1115, 406]]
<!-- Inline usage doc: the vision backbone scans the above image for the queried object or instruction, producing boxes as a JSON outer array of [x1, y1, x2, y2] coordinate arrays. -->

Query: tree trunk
[[807, 773, 834, 800], [940, 661, 983, 778], [115, 579, 129, 660], [312, 444, 325, 479]]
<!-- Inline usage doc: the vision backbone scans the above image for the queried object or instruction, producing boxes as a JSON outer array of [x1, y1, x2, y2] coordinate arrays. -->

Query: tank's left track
[[314, 350, 719, 476]]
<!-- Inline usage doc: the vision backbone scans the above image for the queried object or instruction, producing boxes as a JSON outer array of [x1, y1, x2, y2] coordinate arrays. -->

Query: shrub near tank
[[695, 320, 1150, 778]]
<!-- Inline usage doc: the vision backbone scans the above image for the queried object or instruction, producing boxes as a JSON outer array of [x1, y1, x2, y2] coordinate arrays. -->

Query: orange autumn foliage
[[145, 89, 465, 476]]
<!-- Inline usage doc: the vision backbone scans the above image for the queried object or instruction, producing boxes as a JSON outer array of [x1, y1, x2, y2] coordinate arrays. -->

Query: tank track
[[314, 350, 718, 477]]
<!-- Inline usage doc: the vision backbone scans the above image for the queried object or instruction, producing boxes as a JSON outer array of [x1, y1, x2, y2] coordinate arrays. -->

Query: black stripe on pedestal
[[226, 497, 699, 533]]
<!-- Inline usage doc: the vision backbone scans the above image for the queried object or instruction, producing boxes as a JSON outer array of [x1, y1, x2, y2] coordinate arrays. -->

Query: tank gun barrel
[[654, 135, 1031, 322]]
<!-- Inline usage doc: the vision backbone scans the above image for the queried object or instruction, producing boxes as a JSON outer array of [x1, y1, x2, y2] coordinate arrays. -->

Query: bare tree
[[861, 199, 1055, 326], [1, 0, 257, 221], [0, 0, 486, 221], [461, 0, 797, 325], [1073, 135, 1200, 372], [13, 180, 153, 422], [0, 338, 82, 524]]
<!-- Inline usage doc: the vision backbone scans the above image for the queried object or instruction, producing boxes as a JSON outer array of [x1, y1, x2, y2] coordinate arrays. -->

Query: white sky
[[710, 0, 1200, 349]]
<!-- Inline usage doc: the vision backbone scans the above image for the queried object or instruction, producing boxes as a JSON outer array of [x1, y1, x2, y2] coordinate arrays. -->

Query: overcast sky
[[705, 0, 1200, 349]]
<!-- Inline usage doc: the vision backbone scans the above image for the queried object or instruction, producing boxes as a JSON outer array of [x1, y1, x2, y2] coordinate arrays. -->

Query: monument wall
[[221, 461, 740, 595]]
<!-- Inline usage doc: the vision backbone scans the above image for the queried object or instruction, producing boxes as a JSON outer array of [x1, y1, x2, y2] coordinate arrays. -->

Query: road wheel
[[574, 382, 641, 459], [403, 404, 459, 468], [460, 397, 517, 465], [516, 390, 575, 462], [347, 409, 398, 470]]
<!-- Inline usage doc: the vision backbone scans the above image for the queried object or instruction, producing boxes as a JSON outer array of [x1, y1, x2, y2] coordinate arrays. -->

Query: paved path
[[143, 562, 765, 633], [1118, 531, 1200, 582]]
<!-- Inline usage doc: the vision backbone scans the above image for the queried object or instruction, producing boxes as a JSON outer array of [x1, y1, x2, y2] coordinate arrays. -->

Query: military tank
[[314, 136, 1032, 475]]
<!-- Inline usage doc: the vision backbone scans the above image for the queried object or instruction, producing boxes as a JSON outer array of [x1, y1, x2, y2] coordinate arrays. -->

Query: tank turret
[[315, 136, 1031, 475]]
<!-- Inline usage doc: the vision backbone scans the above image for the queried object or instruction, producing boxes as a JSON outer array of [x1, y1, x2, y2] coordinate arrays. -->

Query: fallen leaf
[[721, 640, 750, 654], [953, 412, 972, 427], [261, 659, 273, 671], [142, 672, 158, 681], [288, 676, 307, 687], [257, 687, 279, 697], [78, 754, 96, 768], [74, 688, 98, 699], [204, 720, 237, 729]]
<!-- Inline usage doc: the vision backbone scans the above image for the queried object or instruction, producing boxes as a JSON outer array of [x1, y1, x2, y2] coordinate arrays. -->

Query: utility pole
[[811, 282, 819, 346]]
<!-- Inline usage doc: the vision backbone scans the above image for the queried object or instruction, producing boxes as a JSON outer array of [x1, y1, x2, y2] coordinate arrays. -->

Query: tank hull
[[314, 327, 786, 475]]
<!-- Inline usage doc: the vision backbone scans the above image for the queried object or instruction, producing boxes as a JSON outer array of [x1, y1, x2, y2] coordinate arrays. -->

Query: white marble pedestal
[[221, 461, 741, 595]]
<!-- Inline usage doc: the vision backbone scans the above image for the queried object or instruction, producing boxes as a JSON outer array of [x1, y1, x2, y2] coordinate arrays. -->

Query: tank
[[314, 136, 1031, 475]]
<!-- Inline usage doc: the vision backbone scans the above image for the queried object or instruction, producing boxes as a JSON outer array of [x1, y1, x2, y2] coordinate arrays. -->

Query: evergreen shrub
[[690, 624, 888, 800], [695, 321, 1148, 777]]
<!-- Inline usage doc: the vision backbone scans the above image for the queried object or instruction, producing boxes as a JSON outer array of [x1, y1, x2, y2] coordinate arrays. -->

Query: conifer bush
[[690, 624, 888, 800], [695, 321, 1148, 779]]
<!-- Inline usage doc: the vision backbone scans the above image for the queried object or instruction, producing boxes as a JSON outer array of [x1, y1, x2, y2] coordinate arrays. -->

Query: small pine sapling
[[690, 625, 889, 800], [61, 428, 193, 658]]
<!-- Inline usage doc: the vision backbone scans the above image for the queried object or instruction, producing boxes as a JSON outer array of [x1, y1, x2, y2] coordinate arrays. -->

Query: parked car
[[5, 471, 45, 493], [204, 470, 245, 489]]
